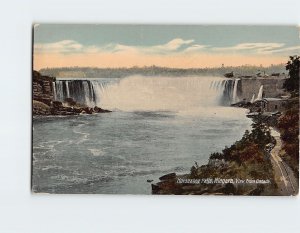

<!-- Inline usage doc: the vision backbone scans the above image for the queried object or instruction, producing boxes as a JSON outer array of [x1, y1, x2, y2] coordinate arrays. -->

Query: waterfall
[[98, 76, 238, 111], [52, 82, 57, 100], [83, 81, 93, 106], [65, 81, 70, 98], [53, 80, 97, 106], [250, 94, 255, 103], [55, 81, 64, 101], [255, 85, 264, 101], [52, 76, 239, 109], [221, 79, 236, 105], [232, 79, 240, 104]]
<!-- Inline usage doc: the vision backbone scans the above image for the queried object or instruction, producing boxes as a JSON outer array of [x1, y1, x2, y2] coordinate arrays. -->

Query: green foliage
[[283, 55, 300, 93], [210, 152, 223, 160], [208, 120, 272, 165], [278, 106, 299, 165], [249, 120, 272, 149]]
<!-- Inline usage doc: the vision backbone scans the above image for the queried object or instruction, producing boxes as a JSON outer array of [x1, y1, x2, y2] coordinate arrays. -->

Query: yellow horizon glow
[[33, 52, 287, 70]]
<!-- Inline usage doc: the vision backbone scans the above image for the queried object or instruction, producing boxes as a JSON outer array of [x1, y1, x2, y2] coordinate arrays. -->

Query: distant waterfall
[[255, 85, 264, 101], [250, 94, 255, 103], [91, 81, 107, 106], [232, 79, 240, 104], [52, 82, 57, 101], [65, 81, 70, 98], [53, 76, 240, 109], [54, 80, 97, 106], [221, 78, 240, 105]]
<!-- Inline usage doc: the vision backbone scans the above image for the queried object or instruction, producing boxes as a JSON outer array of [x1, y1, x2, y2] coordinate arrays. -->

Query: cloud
[[184, 44, 209, 53], [212, 43, 286, 54], [152, 38, 194, 51], [34, 38, 196, 55], [105, 38, 196, 54], [268, 45, 300, 54], [34, 40, 84, 54], [34, 39, 298, 58]]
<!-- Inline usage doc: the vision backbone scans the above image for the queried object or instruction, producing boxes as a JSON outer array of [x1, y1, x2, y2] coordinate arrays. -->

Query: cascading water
[[53, 80, 96, 106], [91, 81, 107, 107], [255, 85, 264, 101], [232, 79, 240, 104], [52, 82, 57, 101], [65, 81, 70, 98], [221, 79, 239, 105], [250, 94, 255, 103], [53, 76, 239, 110]]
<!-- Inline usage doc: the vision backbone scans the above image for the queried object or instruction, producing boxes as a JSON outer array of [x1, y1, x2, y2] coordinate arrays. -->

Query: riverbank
[[151, 98, 299, 195], [152, 117, 278, 195]]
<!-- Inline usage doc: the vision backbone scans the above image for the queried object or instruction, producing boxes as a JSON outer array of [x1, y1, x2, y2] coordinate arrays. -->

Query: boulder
[[33, 100, 51, 115], [159, 173, 176, 181], [151, 184, 160, 193], [84, 107, 93, 114], [94, 106, 112, 113], [52, 101, 63, 109]]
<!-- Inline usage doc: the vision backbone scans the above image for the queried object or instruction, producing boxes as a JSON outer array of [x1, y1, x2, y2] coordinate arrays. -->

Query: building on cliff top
[[251, 97, 289, 114]]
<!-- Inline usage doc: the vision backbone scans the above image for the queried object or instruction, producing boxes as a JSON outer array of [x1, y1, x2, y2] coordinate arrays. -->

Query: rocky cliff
[[33, 70, 55, 106]]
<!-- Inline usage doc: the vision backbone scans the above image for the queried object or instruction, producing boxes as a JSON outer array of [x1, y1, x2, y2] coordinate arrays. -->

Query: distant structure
[[224, 71, 234, 78], [251, 98, 288, 113]]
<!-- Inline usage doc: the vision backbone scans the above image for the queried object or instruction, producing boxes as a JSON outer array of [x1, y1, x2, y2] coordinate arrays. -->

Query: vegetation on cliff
[[278, 55, 299, 177], [152, 121, 277, 195], [283, 55, 299, 95], [277, 97, 299, 177], [188, 120, 276, 194]]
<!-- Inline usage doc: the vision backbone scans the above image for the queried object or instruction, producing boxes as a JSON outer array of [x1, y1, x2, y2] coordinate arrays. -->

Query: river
[[32, 76, 252, 194]]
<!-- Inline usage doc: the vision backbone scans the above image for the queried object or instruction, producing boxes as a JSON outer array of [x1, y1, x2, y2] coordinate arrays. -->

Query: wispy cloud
[[34, 39, 299, 57], [100, 38, 196, 54], [151, 38, 195, 52], [212, 43, 286, 54], [184, 44, 210, 53], [34, 38, 197, 55], [35, 40, 84, 54], [268, 45, 300, 54]]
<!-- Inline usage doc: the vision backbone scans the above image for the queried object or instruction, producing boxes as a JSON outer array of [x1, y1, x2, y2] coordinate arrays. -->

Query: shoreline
[[151, 102, 299, 196]]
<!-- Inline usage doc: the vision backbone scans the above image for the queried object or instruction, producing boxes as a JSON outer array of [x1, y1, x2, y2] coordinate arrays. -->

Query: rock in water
[[94, 106, 112, 113], [159, 173, 176, 181]]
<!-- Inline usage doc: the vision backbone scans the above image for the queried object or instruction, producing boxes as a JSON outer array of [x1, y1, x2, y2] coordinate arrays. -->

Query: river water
[[32, 76, 252, 194]]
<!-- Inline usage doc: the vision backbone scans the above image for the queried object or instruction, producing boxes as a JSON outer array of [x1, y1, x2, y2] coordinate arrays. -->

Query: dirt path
[[270, 128, 298, 195]]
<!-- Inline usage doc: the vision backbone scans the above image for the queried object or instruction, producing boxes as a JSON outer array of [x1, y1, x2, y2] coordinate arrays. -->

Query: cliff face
[[239, 77, 287, 101], [33, 70, 55, 105]]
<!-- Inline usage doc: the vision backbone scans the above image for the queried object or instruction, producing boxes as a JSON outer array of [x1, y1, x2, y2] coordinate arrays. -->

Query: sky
[[33, 24, 300, 70]]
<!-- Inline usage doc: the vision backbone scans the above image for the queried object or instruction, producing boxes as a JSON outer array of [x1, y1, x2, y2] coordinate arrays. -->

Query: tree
[[283, 55, 300, 93]]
